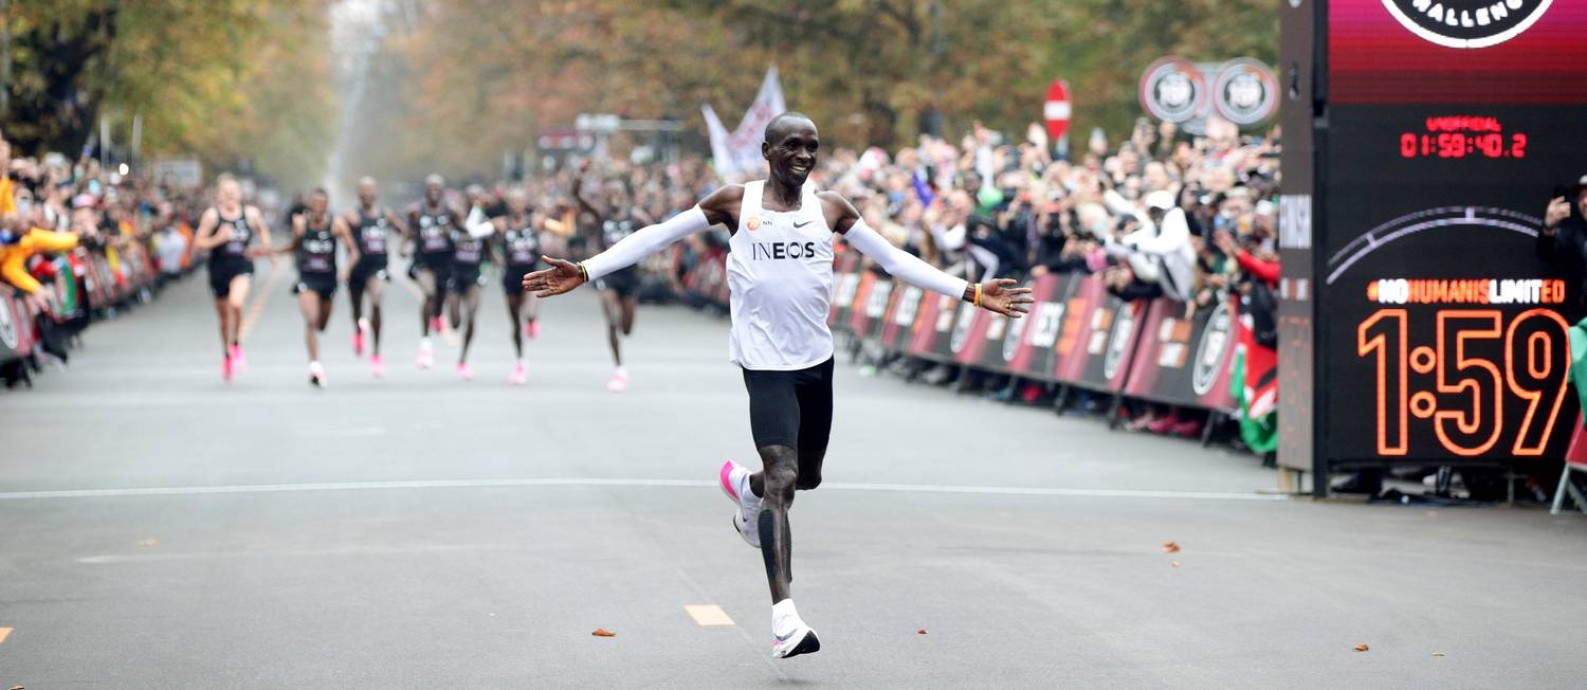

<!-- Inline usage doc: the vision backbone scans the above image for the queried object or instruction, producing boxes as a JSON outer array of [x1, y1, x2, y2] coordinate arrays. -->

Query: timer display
[[1324, 107, 1583, 463]]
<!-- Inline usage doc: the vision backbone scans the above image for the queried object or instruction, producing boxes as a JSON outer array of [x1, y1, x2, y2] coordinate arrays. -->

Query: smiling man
[[525, 112, 1032, 659]]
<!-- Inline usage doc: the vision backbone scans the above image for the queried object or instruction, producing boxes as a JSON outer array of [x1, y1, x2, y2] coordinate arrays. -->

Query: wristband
[[577, 262, 590, 283], [974, 283, 983, 308]]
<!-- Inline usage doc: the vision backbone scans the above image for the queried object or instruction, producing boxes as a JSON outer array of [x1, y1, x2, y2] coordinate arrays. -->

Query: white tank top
[[727, 181, 835, 370]]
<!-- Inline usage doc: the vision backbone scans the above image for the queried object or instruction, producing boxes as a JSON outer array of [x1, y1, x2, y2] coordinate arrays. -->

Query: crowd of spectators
[[0, 128, 209, 386]]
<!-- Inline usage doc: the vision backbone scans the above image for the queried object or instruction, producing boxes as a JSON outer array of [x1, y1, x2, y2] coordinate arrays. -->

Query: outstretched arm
[[824, 192, 1032, 317], [525, 186, 742, 297]]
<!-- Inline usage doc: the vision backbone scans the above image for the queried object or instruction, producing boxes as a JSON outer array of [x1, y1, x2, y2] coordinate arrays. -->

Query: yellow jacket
[[1, 228, 79, 294]]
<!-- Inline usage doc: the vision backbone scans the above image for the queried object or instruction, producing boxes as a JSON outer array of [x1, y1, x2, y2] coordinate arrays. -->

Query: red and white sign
[[1044, 79, 1071, 140]]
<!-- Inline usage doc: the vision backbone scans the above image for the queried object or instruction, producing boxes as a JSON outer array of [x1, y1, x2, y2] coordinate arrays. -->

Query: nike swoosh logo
[[794, 221, 813, 229], [774, 630, 799, 643]]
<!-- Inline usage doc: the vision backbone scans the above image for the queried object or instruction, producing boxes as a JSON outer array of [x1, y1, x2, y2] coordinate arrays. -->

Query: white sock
[[772, 599, 798, 632]]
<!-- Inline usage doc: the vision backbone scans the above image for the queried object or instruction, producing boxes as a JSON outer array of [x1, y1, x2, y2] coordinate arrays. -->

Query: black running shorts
[[293, 274, 337, 300], [503, 265, 536, 296], [207, 259, 253, 298], [348, 257, 388, 290], [741, 357, 835, 454], [593, 265, 641, 297]]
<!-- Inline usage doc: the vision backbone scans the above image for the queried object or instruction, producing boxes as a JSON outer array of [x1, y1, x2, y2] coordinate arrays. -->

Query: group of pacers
[[191, 170, 648, 389]]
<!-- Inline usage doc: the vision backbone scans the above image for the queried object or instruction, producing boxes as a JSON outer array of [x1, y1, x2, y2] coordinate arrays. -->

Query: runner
[[574, 165, 653, 391], [526, 113, 1032, 658], [280, 189, 357, 387], [343, 176, 405, 377], [406, 174, 459, 369], [446, 194, 491, 381], [495, 186, 542, 385], [191, 174, 276, 382]]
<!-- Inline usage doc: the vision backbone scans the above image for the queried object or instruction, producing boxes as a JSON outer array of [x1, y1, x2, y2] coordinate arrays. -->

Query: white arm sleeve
[[583, 206, 711, 281], [845, 219, 970, 299]]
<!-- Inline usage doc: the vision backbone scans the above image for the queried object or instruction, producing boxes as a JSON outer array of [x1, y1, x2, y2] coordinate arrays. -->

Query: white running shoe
[[719, 460, 761, 548], [416, 340, 435, 369], [308, 361, 327, 388], [771, 600, 820, 659]]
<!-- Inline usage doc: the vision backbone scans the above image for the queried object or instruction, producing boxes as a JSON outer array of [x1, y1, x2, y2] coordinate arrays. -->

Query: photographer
[[1538, 179, 1587, 321]]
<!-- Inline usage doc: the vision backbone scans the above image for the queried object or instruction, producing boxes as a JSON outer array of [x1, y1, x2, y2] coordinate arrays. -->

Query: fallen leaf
[[1425, 511, 1440, 519], [137, 538, 159, 547], [1353, 644, 1370, 652], [1432, 652, 1445, 657], [1162, 542, 1181, 554], [10, 685, 23, 690], [1171, 561, 1181, 568], [917, 629, 928, 635], [591, 628, 615, 637]]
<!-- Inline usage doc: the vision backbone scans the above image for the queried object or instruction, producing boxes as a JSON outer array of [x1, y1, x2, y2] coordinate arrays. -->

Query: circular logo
[[1139, 57, 1207, 123], [1192, 302, 1234, 396], [0, 299, 17, 351], [1212, 59, 1278, 126], [746, 217, 762, 232], [1381, 0, 1552, 49], [1103, 307, 1136, 381]]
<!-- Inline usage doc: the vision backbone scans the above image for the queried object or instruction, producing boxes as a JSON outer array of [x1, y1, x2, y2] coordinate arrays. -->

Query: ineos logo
[[1192, 303, 1233, 396], [750, 241, 819, 261], [1382, 0, 1552, 49]]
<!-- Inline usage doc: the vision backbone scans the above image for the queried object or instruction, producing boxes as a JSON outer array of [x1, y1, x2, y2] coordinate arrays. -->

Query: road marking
[[0, 478, 1290, 502], [685, 605, 735, 627], [0, 627, 11, 645], [239, 266, 286, 340]]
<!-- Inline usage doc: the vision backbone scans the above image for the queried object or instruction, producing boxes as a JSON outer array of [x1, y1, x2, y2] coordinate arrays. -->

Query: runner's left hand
[[979, 279, 1034, 318], [523, 256, 586, 297]]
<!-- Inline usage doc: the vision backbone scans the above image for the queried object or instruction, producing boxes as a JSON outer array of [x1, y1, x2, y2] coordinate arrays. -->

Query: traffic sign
[[1044, 79, 1071, 140]]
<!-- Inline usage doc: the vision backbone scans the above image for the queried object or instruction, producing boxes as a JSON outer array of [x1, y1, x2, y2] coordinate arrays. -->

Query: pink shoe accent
[[416, 343, 435, 369], [607, 374, 628, 393], [430, 316, 444, 333], [457, 362, 474, 381], [353, 330, 366, 357], [528, 321, 540, 339], [370, 355, 387, 378], [229, 344, 247, 371], [720, 460, 740, 502], [222, 355, 235, 383]]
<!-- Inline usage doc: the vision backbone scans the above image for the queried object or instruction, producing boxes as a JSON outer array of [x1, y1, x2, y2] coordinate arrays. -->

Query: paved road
[[2, 263, 1584, 689]]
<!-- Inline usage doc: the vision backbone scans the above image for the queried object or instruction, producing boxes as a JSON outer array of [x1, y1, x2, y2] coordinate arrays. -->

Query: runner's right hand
[[524, 256, 585, 297]]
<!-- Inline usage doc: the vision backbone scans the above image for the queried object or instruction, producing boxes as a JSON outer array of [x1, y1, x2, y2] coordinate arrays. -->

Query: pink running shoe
[[229, 344, 247, 371], [527, 321, 540, 339], [222, 355, 235, 383], [430, 316, 444, 333], [719, 460, 761, 548], [606, 367, 629, 393], [456, 362, 474, 381], [416, 341, 435, 369], [353, 319, 368, 357], [370, 354, 387, 378], [509, 361, 528, 386]]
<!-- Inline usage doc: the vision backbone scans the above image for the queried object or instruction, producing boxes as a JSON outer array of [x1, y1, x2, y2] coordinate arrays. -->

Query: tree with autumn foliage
[[2, 0, 337, 190]]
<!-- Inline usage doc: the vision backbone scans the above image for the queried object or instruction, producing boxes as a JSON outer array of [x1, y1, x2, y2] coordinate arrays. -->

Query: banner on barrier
[[824, 260, 1241, 412]]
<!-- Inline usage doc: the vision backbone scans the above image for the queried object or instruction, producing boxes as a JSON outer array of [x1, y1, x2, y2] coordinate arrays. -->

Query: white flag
[[702, 65, 787, 179]]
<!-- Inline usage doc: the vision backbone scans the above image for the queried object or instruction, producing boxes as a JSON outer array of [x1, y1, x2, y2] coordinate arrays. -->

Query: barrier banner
[[1004, 273, 1071, 378], [828, 252, 863, 330], [906, 292, 955, 358], [954, 308, 1007, 375], [1122, 297, 1240, 412], [879, 282, 924, 352], [1053, 275, 1143, 392], [0, 287, 34, 364], [846, 270, 883, 340]]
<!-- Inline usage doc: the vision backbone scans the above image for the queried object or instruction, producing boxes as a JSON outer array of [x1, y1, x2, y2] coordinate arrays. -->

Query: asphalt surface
[[2, 261, 1585, 689]]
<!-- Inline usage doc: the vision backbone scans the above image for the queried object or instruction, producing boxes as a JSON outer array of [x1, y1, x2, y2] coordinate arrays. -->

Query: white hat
[[1144, 190, 1175, 211]]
